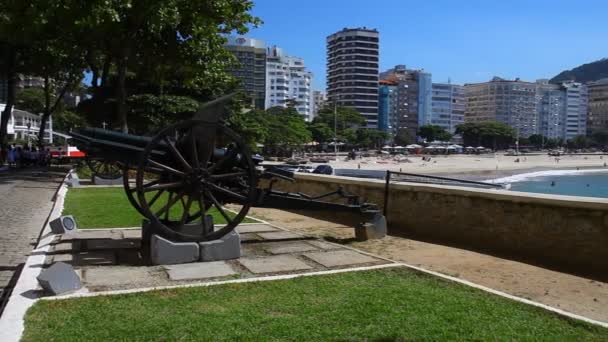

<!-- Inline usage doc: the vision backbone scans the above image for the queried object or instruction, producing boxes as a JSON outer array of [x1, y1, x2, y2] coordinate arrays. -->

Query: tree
[[528, 134, 545, 149], [126, 94, 199, 134], [76, 0, 261, 133], [307, 122, 333, 144], [16, 88, 46, 114], [226, 108, 269, 151], [455, 122, 515, 149], [394, 129, 414, 146], [355, 129, 389, 149], [567, 135, 589, 149], [264, 107, 311, 149], [313, 106, 366, 135], [418, 124, 452, 142], [591, 130, 608, 147]]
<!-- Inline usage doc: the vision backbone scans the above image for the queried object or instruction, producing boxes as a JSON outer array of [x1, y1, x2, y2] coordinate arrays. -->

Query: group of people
[[1, 145, 51, 168]]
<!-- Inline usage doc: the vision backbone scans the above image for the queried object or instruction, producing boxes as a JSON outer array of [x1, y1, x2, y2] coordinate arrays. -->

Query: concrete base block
[[92, 175, 123, 185], [355, 215, 387, 241], [150, 234, 199, 265], [199, 231, 241, 262], [67, 173, 80, 187], [49, 215, 78, 235], [37, 262, 82, 295]]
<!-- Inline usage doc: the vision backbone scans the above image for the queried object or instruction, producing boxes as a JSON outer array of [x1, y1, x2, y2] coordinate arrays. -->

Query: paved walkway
[[0, 169, 64, 309]]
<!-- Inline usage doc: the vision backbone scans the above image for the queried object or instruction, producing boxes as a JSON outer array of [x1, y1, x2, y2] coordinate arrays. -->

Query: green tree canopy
[[455, 122, 515, 149], [313, 105, 366, 136], [418, 125, 452, 142]]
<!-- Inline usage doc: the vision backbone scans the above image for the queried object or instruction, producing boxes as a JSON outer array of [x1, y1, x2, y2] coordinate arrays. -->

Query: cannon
[[70, 94, 386, 252]]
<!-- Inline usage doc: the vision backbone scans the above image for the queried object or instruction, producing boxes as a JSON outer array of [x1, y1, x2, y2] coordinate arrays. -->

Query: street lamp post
[[334, 99, 338, 161], [27, 122, 31, 148]]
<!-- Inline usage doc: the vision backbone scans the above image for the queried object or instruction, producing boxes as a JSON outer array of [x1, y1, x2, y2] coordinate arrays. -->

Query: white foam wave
[[486, 168, 608, 184]]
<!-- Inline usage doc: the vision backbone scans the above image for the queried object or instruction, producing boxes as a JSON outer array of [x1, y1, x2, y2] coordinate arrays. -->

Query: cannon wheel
[[123, 164, 201, 224], [86, 157, 123, 180], [135, 119, 256, 242]]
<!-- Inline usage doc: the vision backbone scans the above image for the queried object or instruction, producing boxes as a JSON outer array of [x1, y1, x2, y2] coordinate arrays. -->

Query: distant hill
[[550, 58, 608, 84]]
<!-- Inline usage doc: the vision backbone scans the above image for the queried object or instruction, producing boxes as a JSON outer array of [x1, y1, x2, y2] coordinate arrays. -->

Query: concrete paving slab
[[164, 261, 237, 281], [61, 230, 122, 241], [53, 251, 117, 266], [236, 224, 278, 234], [263, 241, 319, 255], [84, 266, 154, 287], [239, 255, 312, 274], [257, 231, 303, 240], [49, 241, 81, 254], [303, 250, 380, 268], [121, 229, 142, 239], [240, 233, 261, 242], [307, 240, 344, 250], [86, 239, 138, 250]]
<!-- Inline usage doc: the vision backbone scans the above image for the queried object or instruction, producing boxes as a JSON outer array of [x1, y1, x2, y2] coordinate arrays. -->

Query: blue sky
[[248, 0, 608, 90]]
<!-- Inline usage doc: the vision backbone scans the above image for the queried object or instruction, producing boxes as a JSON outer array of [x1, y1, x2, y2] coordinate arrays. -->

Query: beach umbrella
[[476, 146, 485, 149], [466, 146, 475, 149], [382, 145, 392, 149], [407, 144, 422, 149]]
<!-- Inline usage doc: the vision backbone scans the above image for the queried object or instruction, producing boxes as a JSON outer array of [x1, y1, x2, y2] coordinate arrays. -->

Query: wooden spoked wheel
[[86, 158, 123, 179], [135, 120, 256, 242]]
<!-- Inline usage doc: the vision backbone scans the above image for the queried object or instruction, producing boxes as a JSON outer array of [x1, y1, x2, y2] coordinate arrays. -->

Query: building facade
[[378, 80, 397, 134], [326, 27, 379, 128], [430, 83, 465, 133], [0, 103, 53, 144], [465, 77, 539, 138], [312, 90, 326, 118], [536, 80, 565, 139], [587, 78, 608, 134], [225, 37, 267, 109], [379, 65, 432, 139], [562, 81, 587, 140], [265, 46, 313, 121]]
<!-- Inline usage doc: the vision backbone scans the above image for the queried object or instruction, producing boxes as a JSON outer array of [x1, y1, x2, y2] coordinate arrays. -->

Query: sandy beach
[[323, 153, 608, 179]]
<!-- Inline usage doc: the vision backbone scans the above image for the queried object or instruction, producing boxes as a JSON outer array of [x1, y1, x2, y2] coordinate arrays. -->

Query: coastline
[[320, 154, 608, 181]]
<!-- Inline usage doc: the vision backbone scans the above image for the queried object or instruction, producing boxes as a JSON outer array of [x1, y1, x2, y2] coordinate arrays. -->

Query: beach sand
[[324, 153, 608, 179]]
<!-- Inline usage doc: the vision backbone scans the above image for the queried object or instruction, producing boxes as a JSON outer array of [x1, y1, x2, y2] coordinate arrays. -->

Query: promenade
[[0, 169, 64, 313]]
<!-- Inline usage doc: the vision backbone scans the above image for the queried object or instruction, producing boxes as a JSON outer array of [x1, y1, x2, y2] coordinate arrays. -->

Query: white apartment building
[[562, 81, 587, 140], [431, 83, 465, 133], [0, 103, 53, 144], [311, 90, 326, 118], [265, 46, 313, 121]]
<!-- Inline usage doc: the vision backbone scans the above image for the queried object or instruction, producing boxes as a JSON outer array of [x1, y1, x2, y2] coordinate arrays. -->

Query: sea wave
[[486, 168, 608, 184]]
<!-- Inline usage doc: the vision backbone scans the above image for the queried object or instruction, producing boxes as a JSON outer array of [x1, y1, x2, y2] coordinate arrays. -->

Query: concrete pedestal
[[92, 175, 123, 185], [143, 220, 242, 265]]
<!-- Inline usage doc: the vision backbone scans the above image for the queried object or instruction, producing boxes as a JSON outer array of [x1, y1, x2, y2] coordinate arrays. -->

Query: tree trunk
[[38, 78, 71, 146], [116, 52, 128, 133], [0, 48, 17, 149]]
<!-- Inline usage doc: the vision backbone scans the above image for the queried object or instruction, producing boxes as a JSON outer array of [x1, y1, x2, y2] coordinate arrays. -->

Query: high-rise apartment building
[[536, 80, 565, 139], [430, 83, 465, 133], [312, 90, 327, 117], [378, 80, 397, 134], [587, 78, 608, 134], [326, 27, 379, 128], [379, 65, 431, 139], [265, 46, 313, 121], [465, 77, 539, 138], [225, 37, 267, 109], [562, 81, 587, 140]]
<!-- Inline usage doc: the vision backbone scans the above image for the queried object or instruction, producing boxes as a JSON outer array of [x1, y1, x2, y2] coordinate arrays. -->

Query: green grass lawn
[[63, 187, 256, 228], [23, 268, 607, 341]]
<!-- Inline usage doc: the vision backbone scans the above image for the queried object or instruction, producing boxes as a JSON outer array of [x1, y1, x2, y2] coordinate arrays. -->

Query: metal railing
[[382, 170, 504, 217]]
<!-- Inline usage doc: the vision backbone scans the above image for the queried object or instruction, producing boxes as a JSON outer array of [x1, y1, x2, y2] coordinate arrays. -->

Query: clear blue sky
[[247, 0, 608, 90]]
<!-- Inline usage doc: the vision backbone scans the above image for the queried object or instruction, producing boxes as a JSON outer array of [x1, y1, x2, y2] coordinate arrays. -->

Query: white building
[[430, 83, 465, 133], [0, 104, 53, 144], [311, 90, 326, 118], [562, 81, 587, 140], [536, 80, 588, 140], [265, 46, 313, 121]]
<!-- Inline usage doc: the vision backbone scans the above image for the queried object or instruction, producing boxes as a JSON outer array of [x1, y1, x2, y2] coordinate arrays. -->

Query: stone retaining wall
[[269, 173, 608, 277]]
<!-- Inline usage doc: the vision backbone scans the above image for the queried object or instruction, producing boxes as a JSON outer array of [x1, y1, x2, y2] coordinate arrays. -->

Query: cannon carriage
[[70, 94, 386, 256]]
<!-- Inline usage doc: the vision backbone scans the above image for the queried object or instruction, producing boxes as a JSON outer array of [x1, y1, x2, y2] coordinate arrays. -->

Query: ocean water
[[491, 170, 608, 198]]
